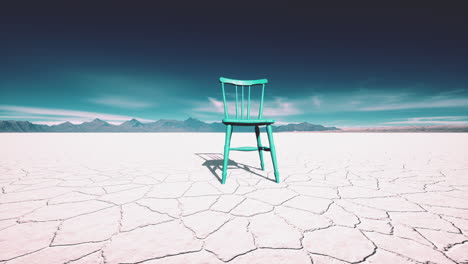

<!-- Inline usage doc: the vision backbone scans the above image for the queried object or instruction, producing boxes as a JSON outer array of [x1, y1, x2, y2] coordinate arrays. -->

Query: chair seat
[[222, 118, 275, 126]]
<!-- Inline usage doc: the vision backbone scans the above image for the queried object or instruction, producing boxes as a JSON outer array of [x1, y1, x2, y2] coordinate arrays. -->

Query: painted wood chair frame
[[219, 77, 280, 184]]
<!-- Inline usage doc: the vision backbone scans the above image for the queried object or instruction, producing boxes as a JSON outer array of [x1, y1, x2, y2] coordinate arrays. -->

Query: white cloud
[[193, 97, 302, 118], [437, 89, 465, 96], [190, 88, 468, 122], [301, 88, 468, 113], [273, 120, 291, 125], [311, 96, 321, 108], [89, 96, 152, 109], [192, 97, 232, 115], [208, 97, 225, 113], [383, 120, 468, 125], [263, 97, 302, 116], [354, 88, 468, 112], [359, 98, 468, 111], [0, 105, 154, 123], [382, 116, 468, 125], [0, 115, 57, 120]]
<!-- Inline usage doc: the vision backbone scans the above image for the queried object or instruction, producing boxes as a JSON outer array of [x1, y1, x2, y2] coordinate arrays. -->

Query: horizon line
[[2, 119, 468, 130]]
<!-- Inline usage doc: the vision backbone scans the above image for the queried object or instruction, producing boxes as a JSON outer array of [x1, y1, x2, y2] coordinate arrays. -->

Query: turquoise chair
[[219, 77, 279, 184]]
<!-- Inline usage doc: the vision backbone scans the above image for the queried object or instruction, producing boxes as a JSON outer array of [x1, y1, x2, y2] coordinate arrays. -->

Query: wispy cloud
[[311, 96, 321, 108], [359, 98, 468, 111], [382, 116, 468, 125], [0, 116, 91, 125], [0, 105, 154, 123], [89, 96, 153, 109], [191, 97, 230, 115], [348, 87, 468, 112], [207, 97, 225, 113], [264, 97, 302, 116], [193, 97, 302, 117], [191, 87, 468, 125], [0, 115, 58, 120], [436, 88, 465, 96], [275, 91, 414, 113]]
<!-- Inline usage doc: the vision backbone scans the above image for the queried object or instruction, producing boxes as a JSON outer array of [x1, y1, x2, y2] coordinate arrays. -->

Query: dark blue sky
[[1, 3, 467, 127]]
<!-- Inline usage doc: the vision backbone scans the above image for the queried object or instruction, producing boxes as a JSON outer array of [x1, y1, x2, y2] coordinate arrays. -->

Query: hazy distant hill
[[275, 122, 339, 132], [0, 118, 341, 133], [0, 120, 49, 132], [2, 119, 467, 133], [76, 118, 114, 132], [49, 121, 75, 132], [339, 125, 468, 133]]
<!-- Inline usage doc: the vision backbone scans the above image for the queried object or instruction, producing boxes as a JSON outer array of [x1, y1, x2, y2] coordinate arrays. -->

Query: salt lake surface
[[1, 133, 467, 263]]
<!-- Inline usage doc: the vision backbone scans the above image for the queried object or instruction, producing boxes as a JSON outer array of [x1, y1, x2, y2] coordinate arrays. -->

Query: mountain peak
[[80, 118, 111, 128], [126, 118, 141, 124], [120, 118, 144, 128], [55, 121, 74, 126], [92, 118, 106, 123]]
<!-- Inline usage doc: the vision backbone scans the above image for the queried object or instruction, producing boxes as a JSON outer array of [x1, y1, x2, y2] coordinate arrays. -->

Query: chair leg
[[255, 126, 265, 170], [222, 125, 233, 184], [266, 125, 280, 183]]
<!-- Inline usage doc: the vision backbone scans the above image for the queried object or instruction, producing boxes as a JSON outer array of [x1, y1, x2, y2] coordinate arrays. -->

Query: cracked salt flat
[[0, 133, 467, 264]]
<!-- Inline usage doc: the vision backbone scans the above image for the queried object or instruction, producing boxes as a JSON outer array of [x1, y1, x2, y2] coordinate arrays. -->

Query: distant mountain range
[[0, 118, 340, 133], [339, 125, 468, 133], [2, 119, 467, 133]]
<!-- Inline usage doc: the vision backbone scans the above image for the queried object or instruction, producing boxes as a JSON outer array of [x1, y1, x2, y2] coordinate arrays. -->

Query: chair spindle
[[247, 85, 251, 119], [259, 83, 265, 119], [222, 82, 228, 119], [235, 85, 239, 119]]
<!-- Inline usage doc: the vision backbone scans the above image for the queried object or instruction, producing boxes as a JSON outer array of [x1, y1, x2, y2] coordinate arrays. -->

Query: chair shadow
[[195, 153, 275, 183]]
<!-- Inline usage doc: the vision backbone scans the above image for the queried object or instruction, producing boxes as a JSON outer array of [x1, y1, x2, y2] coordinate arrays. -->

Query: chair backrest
[[219, 77, 268, 120]]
